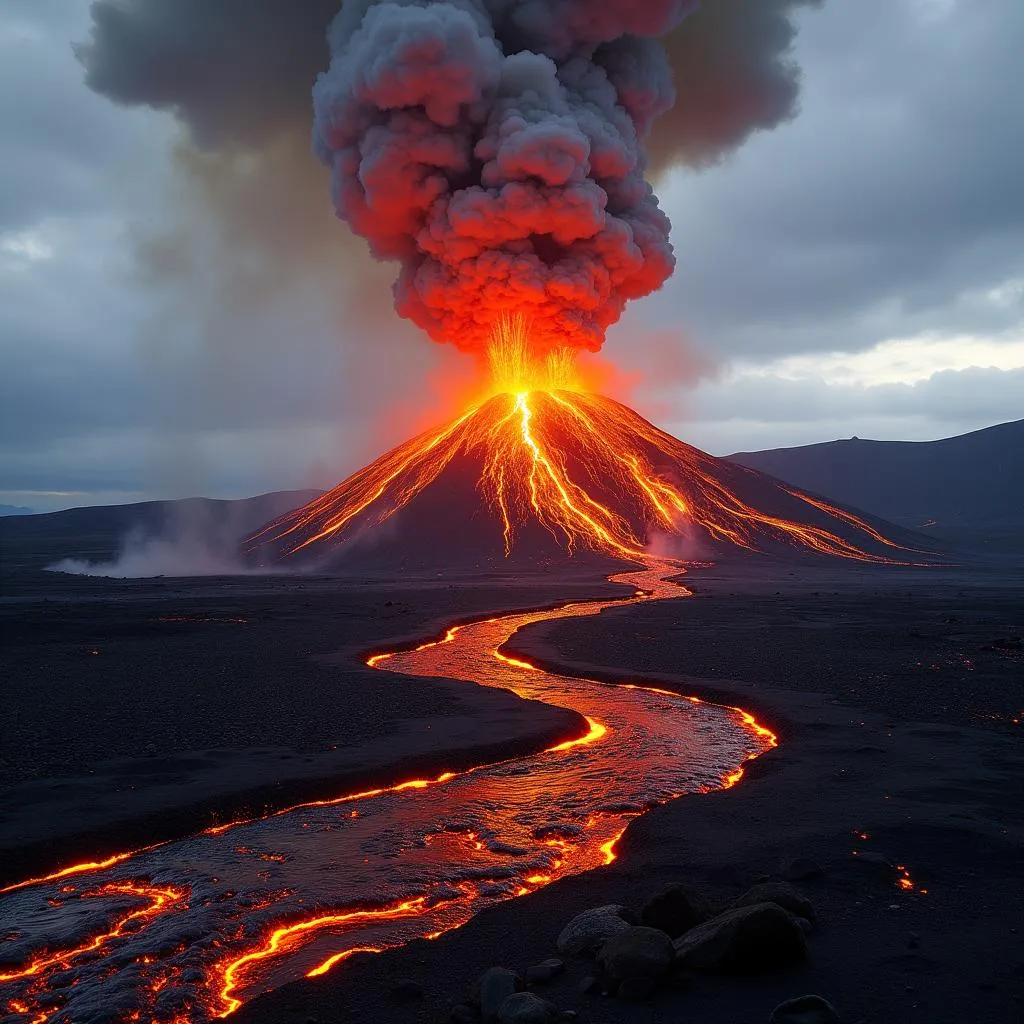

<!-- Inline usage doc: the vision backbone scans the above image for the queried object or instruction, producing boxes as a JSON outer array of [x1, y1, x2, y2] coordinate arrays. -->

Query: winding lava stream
[[0, 560, 775, 1024]]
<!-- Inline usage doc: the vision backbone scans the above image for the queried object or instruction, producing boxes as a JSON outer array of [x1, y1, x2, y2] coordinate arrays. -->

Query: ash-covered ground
[[1, 544, 1022, 1023]]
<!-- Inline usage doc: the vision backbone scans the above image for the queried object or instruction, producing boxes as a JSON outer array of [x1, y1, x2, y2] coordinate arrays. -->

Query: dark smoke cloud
[[76, 0, 818, 353], [314, 1, 697, 353], [651, 0, 821, 169], [77, 0, 338, 149]]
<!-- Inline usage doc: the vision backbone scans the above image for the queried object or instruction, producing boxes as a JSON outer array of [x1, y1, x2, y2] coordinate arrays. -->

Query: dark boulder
[[769, 993, 843, 1023], [732, 881, 816, 924], [497, 992, 559, 1023], [556, 905, 630, 954], [640, 884, 712, 938], [598, 925, 675, 984], [780, 857, 824, 882], [475, 967, 520, 1021], [674, 902, 808, 972]]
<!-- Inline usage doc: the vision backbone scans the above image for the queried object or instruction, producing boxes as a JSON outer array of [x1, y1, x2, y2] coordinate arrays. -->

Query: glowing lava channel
[[0, 561, 775, 1023]]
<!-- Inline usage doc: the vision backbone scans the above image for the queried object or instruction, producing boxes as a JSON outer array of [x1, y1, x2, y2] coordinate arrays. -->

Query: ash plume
[[313, 2, 688, 355], [77, 0, 820, 354]]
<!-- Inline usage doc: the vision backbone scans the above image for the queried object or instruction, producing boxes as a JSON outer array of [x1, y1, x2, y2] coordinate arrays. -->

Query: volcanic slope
[[244, 392, 925, 571]]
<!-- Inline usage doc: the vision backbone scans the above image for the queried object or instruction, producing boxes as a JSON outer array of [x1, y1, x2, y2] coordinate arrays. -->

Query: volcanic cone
[[243, 391, 921, 571]]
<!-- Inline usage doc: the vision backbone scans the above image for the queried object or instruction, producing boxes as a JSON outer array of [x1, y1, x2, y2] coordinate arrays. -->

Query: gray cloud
[[0, 3, 161, 234], [634, 0, 1024, 359], [675, 366, 1024, 454]]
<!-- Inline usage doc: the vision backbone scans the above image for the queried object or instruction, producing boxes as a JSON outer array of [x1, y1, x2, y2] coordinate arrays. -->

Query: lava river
[[0, 561, 775, 1023]]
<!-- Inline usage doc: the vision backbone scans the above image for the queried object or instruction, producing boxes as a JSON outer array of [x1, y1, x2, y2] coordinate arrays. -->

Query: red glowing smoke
[[313, 2, 692, 355]]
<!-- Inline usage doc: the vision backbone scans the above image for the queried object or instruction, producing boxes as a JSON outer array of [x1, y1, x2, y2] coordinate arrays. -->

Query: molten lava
[[0, 561, 776, 1024], [246, 323, 911, 568]]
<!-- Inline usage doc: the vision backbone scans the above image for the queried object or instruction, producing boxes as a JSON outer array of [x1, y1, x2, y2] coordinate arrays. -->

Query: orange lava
[[896, 863, 928, 894], [0, 882, 186, 985], [214, 896, 433, 1016], [0, 853, 146, 896], [245, 322, 910, 567]]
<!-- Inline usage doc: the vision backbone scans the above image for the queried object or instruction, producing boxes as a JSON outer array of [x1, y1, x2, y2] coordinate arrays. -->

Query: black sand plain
[[1, 544, 1022, 1024]]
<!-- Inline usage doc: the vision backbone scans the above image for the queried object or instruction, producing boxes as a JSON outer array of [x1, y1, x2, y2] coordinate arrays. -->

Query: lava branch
[[212, 895, 437, 1017], [0, 882, 188, 985]]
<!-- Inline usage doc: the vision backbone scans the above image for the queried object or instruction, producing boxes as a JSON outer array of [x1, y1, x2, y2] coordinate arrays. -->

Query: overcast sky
[[1, 0, 1021, 511]]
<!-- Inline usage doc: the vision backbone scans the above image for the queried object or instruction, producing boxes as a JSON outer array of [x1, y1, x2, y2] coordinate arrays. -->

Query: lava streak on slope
[[244, 331, 914, 569], [0, 561, 776, 1023]]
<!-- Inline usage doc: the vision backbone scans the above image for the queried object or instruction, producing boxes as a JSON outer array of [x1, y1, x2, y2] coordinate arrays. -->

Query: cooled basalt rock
[[732, 881, 816, 924], [556, 905, 631, 955], [780, 856, 825, 882], [524, 958, 564, 985], [497, 991, 559, 1024], [475, 966, 520, 1021], [640, 884, 713, 937], [673, 902, 808, 972], [597, 925, 675, 983]]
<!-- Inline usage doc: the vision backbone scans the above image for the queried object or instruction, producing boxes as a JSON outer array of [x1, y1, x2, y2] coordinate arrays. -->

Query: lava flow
[[0, 560, 775, 1024], [245, 322, 914, 570]]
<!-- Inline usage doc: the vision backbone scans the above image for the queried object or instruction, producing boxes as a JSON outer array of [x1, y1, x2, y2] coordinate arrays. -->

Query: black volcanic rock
[[673, 903, 808, 972], [731, 882, 816, 924], [640, 884, 713, 938]]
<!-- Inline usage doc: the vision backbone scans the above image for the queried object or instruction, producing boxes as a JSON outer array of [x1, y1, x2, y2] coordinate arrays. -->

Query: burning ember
[[245, 318, 911, 568]]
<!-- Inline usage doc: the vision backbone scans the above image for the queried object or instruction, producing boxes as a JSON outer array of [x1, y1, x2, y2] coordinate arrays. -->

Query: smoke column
[[313, 2, 693, 355], [77, 0, 821, 352]]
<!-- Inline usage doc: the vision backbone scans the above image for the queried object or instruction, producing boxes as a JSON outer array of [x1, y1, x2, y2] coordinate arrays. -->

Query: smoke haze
[[76, 0, 819, 360], [47, 495, 311, 577]]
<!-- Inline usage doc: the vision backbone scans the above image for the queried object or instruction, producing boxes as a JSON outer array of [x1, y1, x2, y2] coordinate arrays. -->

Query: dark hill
[[728, 419, 1024, 551], [0, 490, 322, 573]]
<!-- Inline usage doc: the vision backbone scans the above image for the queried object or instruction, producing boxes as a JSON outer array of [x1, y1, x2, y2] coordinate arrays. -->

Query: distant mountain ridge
[[728, 419, 1023, 549]]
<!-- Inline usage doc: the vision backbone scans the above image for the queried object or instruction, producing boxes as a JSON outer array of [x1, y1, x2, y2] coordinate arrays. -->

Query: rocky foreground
[[453, 878, 837, 1023]]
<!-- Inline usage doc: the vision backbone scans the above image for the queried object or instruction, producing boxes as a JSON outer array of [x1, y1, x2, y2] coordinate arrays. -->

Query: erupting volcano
[[245, 320, 912, 569], [0, 6, 954, 1022], [234, 1, 915, 570]]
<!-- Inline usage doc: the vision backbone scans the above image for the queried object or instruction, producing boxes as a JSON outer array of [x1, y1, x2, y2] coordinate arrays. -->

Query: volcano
[[244, 389, 921, 571]]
